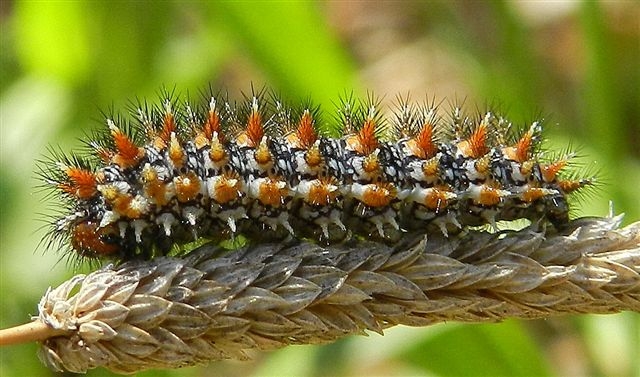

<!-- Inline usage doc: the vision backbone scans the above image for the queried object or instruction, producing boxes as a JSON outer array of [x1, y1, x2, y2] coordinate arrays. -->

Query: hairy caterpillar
[[41, 88, 592, 261]]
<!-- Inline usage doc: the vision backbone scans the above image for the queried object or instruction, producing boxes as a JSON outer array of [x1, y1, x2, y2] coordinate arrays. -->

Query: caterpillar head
[[68, 220, 121, 258]]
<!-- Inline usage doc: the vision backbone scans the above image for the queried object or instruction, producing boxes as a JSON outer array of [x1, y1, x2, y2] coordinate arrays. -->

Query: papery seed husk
[[36, 216, 639, 374]]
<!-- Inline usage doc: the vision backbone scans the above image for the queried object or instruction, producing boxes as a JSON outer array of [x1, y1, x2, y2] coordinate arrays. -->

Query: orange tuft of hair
[[194, 133, 210, 149], [520, 160, 535, 177], [362, 153, 380, 174], [558, 179, 586, 193], [93, 144, 114, 163], [142, 165, 170, 207], [305, 145, 323, 168], [100, 187, 142, 219], [476, 185, 504, 207], [409, 123, 437, 159], [258, 178, 288, 207], [169, 133, 186, 168], [458, 122, 488, 159], [474, 155, 492, 176], [174, 172, 202, 203], [423, 187, 452, 212], [195, 107, 223, 149], [209, 137, 228, 164], [521, 187, 549, 203], [295, 110, 317, 149], [361, 182, 396, 208], [161, 111, 176, 143], [245, 108, 264, 148], [504, 130, 534, 163], [307, 177, 339, 206], [541, 159, 568, 183], [61, 167, 98, 199], [356, 118, 379, 155], [110, 123, 144, 168], [204, 108, 221, 141], [514, 130, 534, 162], [422, 157, 439, 178], [211, 172, 242, 204], [255, 140, 272, 166]]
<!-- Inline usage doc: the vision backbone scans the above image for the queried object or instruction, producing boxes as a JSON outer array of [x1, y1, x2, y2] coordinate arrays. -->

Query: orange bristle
[[169, 133, 186, 168], [296, 110, 317, 149], [142, 164, 170, 207], [504, 129, 534, 163], [422, 157, 439, 178], [194, 132, 210, 150], [109, 121, 144, 168], [151, 101, 176, 150], [458, 122, 488, 159], [424, 187, 452, 212], [61, 167, 98, 199], [541, 159, 568, 182], [161, 110, 176, 143], [413, 123, 438, 159], [203, 102, 222, 142], [244, 100, 264, 148], [255, 140, 272, 166], [209, 138, 228, 164], [522, 188, 543, 203], [99, 184, 147, 219], [211, 172, 242, 204], [362, 153, 380, 174], [514, 130, 533, 162], [104, 190, 140, 219], [477, 185, 504, 206], [361, 182, 396, 208], [520, 160, 535, 177], [307, 177, 339, 206], [357, 118, 379, 155], [305, 145, 323, 168], [558, 179, 588, 193], [258, 178, 288, 207], [174, 172, 201, 203], [475, 155, 491, 176], [91, 142, 114, 163]]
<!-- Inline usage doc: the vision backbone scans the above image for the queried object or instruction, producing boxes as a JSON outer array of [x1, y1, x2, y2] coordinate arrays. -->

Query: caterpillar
[[41, 88, 593, 261]]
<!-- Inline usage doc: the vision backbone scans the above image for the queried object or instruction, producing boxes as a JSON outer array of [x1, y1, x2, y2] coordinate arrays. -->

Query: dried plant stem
[[0, 321, 64, 346], [3, 216, 639, 374]]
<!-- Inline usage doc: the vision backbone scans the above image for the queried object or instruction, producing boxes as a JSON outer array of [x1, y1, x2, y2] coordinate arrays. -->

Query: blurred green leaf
[[14, 2, 91, 85], [401, 322, 552, 377], [580, 1, 625, 161], [209, 2, 358, 112]]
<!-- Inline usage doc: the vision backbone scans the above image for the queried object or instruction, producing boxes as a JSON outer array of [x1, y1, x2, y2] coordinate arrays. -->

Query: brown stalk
[[1, 216, 639, 374]]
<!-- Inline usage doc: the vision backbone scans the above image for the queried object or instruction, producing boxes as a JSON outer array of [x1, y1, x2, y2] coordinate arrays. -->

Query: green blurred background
[[1, 1, 638, 376]]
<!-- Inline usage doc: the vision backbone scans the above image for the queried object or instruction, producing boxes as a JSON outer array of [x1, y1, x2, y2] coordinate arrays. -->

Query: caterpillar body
[[42, 89, 592, 261]]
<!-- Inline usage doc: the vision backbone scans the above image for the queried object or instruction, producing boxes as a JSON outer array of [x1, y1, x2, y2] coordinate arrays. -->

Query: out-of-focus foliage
[[1, 1, 638, 376]]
